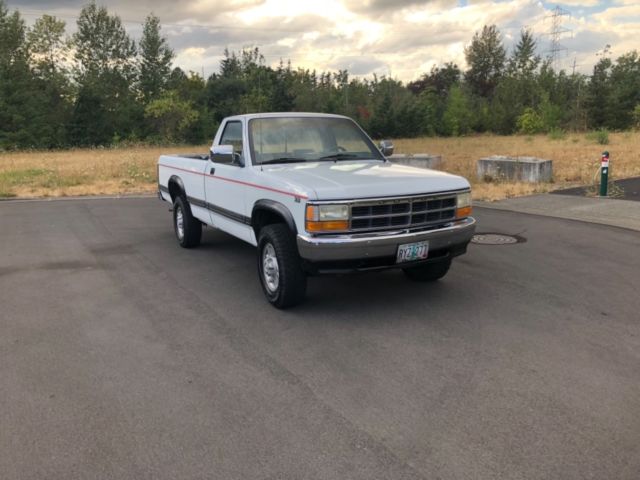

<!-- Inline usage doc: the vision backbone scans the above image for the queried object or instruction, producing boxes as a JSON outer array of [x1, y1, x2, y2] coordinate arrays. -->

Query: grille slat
[[348, 194, 457, 232]]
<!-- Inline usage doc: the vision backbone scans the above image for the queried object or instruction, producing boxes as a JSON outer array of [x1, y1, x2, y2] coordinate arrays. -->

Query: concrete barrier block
[[477, 156, 553, 183], [389, 153, 442, 169]]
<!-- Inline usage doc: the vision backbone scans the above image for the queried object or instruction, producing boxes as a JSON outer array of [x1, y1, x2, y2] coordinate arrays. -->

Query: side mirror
[[210, 144, 243, 166], [379, 139, 394, 157]]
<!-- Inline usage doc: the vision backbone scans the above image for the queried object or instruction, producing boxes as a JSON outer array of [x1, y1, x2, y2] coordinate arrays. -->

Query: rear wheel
[[173, 196, 202, 248], [257, 224, 307, 308], [402, 258, 451, 282]]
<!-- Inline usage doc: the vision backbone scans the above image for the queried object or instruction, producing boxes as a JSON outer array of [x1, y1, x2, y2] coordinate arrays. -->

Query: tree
[[4, 0, 640, 148], [0, 2, 63, 148], [73, 3, 136, 79], [408, 62, 461, 97], [586, 56, 613, 129], [488, 31, 541, 134], [138, 13, 173, 104], [70, 3, 139, 145], [608, 51, 640, 129], [24, 14, 72, 147], [271, 60, 295, 111], [442, 85, 472, 136], [167, 70, 211, 143], [0, 0, 26, 66], [508, 28, 540, 78], [144, 91, 199, 142], [0, 1, 31, 147], [464, 25, 506, 98], [26, 14, 68, 76]]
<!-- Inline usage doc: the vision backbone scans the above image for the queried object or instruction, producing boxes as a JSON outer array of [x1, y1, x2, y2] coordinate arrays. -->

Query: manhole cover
[[471, 233, 521, 245]]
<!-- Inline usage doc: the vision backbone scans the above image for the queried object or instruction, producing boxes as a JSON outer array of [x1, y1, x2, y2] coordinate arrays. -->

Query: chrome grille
[[349, 194, 457, 232]]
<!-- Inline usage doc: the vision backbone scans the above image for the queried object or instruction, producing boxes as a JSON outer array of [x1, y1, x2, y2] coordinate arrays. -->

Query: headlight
[[306, 204, 349, 232], [456, 192, 472, 218]]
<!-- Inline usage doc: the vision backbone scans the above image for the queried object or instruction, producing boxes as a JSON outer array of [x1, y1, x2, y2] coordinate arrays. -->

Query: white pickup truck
[[157, 113, 475, 308]]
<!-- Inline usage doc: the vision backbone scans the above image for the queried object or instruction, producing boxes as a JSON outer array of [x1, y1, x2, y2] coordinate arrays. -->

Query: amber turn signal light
[[305, 220, 349, 232], [456, 206, 472, 219]]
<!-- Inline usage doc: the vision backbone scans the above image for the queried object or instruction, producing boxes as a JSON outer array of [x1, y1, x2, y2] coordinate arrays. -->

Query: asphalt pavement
[[1, 197, 639, 480], [551, 176, 640, 202], [476, 193, 640, 231]]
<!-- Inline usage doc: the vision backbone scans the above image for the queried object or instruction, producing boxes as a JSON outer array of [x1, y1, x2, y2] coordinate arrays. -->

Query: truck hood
[[261, 160, 470, 200]]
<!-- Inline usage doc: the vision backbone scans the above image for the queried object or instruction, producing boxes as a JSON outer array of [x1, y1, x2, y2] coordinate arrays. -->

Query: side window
[[218, 121, 243, 165]]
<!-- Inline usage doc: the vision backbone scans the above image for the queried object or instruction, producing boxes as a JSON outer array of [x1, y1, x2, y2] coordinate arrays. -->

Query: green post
[[600, 151, 609, 197]]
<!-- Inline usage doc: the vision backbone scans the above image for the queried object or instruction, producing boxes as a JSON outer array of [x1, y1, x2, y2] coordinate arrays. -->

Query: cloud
[[9, 0, 266, 23], [328, 55, 386, 75], [592, 4, 640, 22], [6, 0, 639, 80], [554, 0, 600, 6], [343, 0, 456, 18]]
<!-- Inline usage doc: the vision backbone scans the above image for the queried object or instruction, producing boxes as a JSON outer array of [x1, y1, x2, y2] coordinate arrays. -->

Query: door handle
[[209, 167, 215, 175]]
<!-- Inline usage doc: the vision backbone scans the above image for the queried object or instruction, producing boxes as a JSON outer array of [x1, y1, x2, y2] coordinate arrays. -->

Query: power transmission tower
[[545, 6, 571, 69]]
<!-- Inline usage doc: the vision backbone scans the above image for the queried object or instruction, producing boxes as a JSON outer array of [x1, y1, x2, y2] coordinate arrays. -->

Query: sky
[[7, 0, 640, 81]]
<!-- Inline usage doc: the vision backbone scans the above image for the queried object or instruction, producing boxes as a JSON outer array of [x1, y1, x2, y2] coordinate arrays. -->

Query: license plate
[[396, 241, 429, 263]]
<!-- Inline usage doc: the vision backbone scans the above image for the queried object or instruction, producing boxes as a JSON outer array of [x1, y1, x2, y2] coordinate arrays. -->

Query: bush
[[548, 128, 566, 140], [441, 86, 473, 136], [633, 104, 640, 129], [539, 92, 563, 132], [517, 108, 544, 134], [586, 129, 609, 145]]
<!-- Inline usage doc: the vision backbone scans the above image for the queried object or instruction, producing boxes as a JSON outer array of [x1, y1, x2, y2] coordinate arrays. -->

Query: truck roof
[[224, 112, 350, 122]]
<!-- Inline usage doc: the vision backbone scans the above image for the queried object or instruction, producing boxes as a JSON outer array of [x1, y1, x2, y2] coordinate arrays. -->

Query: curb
[[0, 193, 156, 203]]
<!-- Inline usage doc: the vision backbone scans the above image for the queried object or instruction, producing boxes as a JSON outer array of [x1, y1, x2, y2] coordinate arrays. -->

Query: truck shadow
[[196, 228, 462, 317], [301, 272, 457, 316]]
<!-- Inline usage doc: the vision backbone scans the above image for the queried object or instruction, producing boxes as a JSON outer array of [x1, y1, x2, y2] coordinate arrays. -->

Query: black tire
[[257, 224, 307, 308], [402, 258, 451, 282], [173, 196, 202, 248]]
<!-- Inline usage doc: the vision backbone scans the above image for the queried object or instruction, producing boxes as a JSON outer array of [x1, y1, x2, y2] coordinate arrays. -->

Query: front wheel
[[257, 224, 307, 309], [402, 258, 451, 282]]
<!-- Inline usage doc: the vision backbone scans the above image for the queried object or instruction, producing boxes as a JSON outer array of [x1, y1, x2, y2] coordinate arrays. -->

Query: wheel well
[[252, 208, 289, 237], [168, 177, 184, 202]]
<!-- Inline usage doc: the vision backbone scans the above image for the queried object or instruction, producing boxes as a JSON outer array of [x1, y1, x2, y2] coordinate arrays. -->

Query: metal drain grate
[[471, 233, 521, 245]]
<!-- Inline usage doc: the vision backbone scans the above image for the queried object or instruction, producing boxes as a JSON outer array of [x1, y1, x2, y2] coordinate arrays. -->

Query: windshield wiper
[[259, 157, 308, 165], [316, 153, 361, 161]]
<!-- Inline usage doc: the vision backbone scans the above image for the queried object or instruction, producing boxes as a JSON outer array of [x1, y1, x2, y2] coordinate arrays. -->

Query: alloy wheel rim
[[176, 207, 184, 240], [262, 243, 280, 293]]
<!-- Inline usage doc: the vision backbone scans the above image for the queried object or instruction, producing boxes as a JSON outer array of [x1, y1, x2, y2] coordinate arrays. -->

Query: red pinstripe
[[158, 163, 309, 200]]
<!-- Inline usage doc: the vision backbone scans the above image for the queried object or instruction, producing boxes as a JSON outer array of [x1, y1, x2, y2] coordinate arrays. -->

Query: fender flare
[[167, 175, 186, 199], [252, 199, 297, 234]]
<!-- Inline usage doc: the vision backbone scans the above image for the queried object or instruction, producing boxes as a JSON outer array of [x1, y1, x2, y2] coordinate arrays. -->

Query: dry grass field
[[395, 131, 640, 200], [1, 132, 638, 201]]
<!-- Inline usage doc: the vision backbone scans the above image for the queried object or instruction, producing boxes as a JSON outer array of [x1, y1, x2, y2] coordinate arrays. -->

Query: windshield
[[248, 116, 384, 165]]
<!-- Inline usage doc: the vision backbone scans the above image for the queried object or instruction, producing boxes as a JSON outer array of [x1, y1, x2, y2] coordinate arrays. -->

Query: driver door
[[204, 119, 253, 243]]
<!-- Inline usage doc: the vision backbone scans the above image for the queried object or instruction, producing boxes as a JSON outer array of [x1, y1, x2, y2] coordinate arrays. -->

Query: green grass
[[0, 168, 51, 184], [586, 129, 610, 145], [0, 169, 50, 197], [0, 168, 88, 196], [548, 128, 566, 140]]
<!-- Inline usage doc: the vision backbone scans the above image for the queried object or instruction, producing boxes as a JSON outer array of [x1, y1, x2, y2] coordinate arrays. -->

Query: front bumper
[[296, 217, 476, 262]]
